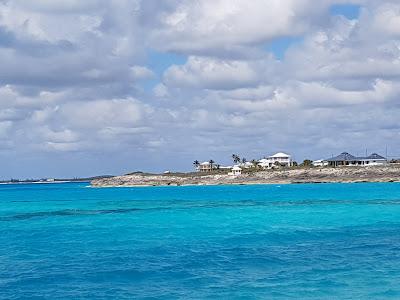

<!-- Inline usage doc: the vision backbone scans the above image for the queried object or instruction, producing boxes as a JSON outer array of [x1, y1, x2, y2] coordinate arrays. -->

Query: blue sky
[[0, 1, 399, 179], [144, 3, 362, 90], [148, 4, 362, 79], [330, 4, 361, 19]]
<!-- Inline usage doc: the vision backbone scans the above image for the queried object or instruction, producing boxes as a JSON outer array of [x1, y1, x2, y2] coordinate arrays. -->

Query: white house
[[326, 152, 387, 167], [219, 165, 233, 170], [312, 160, 329, 167], [258, 152, 293, 169], [240, 161, 255, 169], [361, 153, 388, 166], [228, 165, 242, 176]]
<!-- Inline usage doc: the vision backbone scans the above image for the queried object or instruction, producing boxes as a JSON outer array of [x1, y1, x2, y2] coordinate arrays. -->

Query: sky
[[1, 0, 400, 179]]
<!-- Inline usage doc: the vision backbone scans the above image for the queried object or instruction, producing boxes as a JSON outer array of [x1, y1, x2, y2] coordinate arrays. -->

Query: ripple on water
[[1, 182, 400, 299]]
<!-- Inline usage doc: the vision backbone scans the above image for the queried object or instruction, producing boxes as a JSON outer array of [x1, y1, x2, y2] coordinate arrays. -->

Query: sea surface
[[1, 182, 400, 299]]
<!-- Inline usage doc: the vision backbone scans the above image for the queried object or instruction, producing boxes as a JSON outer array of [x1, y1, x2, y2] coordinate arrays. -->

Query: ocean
[[1, 182, 400, 299]]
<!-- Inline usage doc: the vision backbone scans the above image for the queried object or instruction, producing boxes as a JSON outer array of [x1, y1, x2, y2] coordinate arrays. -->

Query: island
[[91, 165, 400, 187]]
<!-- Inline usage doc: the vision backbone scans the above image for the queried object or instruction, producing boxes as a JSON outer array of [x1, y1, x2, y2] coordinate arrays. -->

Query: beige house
[[197, 161, 217, 172]]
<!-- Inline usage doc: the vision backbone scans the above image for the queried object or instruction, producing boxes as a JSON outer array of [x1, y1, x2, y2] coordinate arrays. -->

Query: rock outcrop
[[91, 165, 400, 187]]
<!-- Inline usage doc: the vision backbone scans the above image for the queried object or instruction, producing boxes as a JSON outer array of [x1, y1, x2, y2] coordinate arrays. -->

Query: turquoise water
[[1, 182, 400, 299]]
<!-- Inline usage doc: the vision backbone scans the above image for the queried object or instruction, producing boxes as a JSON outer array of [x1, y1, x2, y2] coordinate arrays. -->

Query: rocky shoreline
[[91, 165, 400, 187]]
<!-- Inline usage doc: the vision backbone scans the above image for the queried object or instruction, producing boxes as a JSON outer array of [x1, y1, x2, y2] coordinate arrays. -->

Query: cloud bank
[[0, 0, 399, 178]]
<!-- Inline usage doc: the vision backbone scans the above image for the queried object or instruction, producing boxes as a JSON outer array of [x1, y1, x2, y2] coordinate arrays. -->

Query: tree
[[251, 159, 258, 168], [301, 159, 313, 167], [209, 160, 215, 171], [193, 160, 200, 170], [232, 154, 241, 164], [241, 158, 247, 164]]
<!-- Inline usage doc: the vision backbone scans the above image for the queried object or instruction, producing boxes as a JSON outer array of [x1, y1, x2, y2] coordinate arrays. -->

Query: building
[[219, 165, 233, 170], [239, 161, 255, 169], [228, 165, 242, 176], [312, 159, 329, 167], [364, 153, 388, 165], [326, 152, 387, 167], [258, 152, 293, 169], [197, 161, 218, 172]]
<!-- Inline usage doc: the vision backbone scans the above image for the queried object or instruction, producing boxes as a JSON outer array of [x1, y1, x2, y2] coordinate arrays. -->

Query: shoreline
[[0, 180, 89, 185], [91, 180, 400, 188], [91, 165, 400, 188]]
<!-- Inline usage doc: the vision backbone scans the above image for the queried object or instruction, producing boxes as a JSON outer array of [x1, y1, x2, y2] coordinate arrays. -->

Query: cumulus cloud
[[1, 0, 400, 178], [149, 0, 336, 54], [0, 0, 143, 90], [163, 56, 270, 90], [130, 66, 155, 80]]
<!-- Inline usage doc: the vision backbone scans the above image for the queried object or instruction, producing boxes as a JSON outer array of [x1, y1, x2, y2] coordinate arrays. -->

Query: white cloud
[[130, 66, 155, 80], [59, 98, 147, 130], [150, 0, 334, 54], [153, 83, 169, 98], [164, 56, 267, 90], [367, 2, 400, 37], [2, 0, 400, 177]]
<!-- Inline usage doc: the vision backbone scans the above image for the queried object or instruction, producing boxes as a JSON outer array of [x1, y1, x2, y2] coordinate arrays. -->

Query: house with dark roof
[[326, 152, 387, 167]]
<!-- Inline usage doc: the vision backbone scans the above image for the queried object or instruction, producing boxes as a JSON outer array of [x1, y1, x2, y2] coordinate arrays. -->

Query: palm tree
[[242, 158, 247, 164], [232, 154, 241, 164], [193, 160, 200, 171], [209, 159, 215, 171]]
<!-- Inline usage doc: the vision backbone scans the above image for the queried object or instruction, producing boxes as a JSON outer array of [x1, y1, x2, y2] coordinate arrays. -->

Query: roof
[[365, 153, 386, 160], [326, 152, 357, 162], [269, 152, 291, 158], [327, 152, 387, 162], [232, 166, 242, 171], [200, 162, 210, 165]]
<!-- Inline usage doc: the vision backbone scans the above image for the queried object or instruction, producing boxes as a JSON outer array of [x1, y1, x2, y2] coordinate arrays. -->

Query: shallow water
[[1, 182, 400, 299]]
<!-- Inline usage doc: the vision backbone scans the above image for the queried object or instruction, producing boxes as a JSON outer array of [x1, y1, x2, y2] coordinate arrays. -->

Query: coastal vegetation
[[300, 159, 313, 167]]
